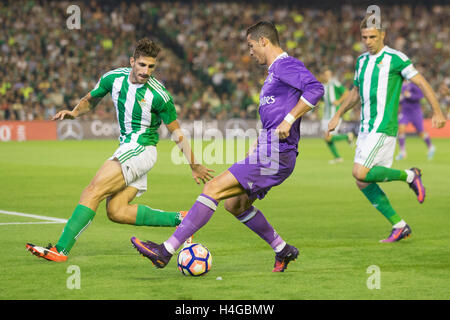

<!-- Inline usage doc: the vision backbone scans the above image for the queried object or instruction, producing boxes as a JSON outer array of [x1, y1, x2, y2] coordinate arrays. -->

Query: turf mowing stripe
[[0, 209, 67, 225]]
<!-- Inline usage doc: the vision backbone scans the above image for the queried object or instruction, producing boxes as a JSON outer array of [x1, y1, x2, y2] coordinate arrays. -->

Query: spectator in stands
[[0, 1, 447, 122]]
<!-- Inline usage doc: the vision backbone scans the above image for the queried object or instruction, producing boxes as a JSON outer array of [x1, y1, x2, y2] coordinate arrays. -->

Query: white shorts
[[109, 143, 157, 197], [321, 118, 342, 135], [354, 132, 396, 169]]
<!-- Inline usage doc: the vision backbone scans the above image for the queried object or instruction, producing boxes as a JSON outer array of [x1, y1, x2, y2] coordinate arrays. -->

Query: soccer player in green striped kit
[[26, 38, 214, 261], [328, 16, 446, 242], [320, 68, 354, 164]]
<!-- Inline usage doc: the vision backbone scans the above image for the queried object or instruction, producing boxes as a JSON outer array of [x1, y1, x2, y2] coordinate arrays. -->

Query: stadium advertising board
[[55, 119, 359, 141], [0, 121, 57, 142], [2, 120, 449, 142]]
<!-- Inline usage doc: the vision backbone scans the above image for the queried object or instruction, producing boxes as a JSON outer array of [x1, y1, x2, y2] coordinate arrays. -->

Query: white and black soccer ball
[[177, 243, 212, 276]]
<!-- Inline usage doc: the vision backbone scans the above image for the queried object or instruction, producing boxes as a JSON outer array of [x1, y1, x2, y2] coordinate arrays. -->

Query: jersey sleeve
[[158, 98, 178, 124], [393, 53, 419, 80], [90, 73, 114, 98], [276, 59, 324, 107]]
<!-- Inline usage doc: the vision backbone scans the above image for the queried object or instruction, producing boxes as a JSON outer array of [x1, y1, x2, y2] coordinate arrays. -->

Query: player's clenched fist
[[275, 121, 292, 140]]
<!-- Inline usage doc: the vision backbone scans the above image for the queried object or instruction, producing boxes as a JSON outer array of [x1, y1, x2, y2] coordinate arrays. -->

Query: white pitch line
[[0, 209, 67, 226], [0, 222, 65, 226]]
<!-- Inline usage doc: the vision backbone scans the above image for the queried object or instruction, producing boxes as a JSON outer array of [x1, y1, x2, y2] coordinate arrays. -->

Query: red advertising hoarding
[[405, 119, 450, 137], [0, 119, 449, 141], [0, 121, 57, 141]]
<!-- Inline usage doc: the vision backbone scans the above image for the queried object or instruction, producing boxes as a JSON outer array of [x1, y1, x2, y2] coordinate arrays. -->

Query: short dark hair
[[360, 15, 385, 31], [246, 21, 280, 46], [133, 38, 161, 59]]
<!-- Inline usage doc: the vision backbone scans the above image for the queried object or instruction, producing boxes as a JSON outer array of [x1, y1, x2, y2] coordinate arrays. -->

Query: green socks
[[361, 183, 402, 225], [331, 134, 349, 142], [135, 205, 182, 227], [326, 135, 349, 159], [56, 204, 96, 255], [54, 204, 182, 256], [326, 141, 340, 158], [364, 166, 408, 183]]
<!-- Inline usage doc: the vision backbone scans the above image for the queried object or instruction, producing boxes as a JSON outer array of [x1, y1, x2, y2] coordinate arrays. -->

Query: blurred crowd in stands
[[0, 0, 448, 122]]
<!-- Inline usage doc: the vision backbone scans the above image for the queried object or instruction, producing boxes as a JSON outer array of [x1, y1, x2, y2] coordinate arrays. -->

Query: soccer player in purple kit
[[130, 21, 324, 272], [396, 80, 436, 160]]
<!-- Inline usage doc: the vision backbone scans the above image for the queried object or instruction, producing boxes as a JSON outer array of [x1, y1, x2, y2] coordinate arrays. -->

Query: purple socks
[[398, 134, 406, 152], [423, 133, 432, 149], [236, 206, 286, 253], [163, 196, 286, 255], [164, 194, 218, 254]]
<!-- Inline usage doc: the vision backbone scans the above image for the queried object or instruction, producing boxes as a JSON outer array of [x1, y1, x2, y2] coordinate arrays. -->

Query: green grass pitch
[[0, 137, 449, 300]]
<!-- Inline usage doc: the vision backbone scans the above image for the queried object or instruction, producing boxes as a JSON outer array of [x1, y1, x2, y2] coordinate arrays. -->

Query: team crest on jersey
[[138, 98, 150, 109], [267, 72, 274, 83]]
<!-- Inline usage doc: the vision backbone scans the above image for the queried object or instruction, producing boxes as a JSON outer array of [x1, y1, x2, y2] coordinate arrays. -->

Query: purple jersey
[[229, 53, 322, 200], [257, 53, 324, 153], [400, 82, 423, 111]]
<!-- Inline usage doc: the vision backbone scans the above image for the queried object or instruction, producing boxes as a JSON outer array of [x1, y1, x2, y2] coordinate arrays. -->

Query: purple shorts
[[228, 148, 297, 200], [399, 108, 424, 132]]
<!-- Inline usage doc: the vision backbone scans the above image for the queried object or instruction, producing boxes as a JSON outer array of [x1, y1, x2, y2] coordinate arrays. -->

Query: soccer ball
[[177, 243, 212, 276]]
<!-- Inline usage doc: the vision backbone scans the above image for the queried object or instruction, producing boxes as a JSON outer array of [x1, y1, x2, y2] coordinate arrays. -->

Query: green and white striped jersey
[[353, 46, 418, 136], [323, 79, 346, 120], [90, 67, 177, 146]]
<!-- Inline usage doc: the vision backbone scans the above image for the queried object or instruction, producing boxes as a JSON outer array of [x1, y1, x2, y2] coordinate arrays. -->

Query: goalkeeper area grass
[[0, 138, 449, 299]]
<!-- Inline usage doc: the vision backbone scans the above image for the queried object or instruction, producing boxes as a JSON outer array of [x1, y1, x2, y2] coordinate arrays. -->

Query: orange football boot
[[26, 243, 67, 262]]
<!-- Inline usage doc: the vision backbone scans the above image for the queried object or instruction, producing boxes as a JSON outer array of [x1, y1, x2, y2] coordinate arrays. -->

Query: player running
[[328, 15, 446, 242], [130, 21, 324, 272], [320, 68, 354, 164], [26, 38, 213, 262], [396, 80, 436, 160]]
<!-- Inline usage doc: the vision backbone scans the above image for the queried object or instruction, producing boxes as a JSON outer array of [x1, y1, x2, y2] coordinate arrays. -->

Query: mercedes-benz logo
[[57, 120, 84, 140]]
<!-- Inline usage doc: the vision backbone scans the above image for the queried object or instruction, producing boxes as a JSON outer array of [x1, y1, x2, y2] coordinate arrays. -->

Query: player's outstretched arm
[[328, 86, 360, 134], [334, 89, 349, 107], [166, 120, 215, 185], [52, 93, 101, 120], [410, 74, 446, 129]]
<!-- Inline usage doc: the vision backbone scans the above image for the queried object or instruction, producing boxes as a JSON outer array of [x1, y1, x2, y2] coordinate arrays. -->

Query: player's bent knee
[[352, 168, 367, 181], [223, 200, 240, 215], [105, 199, 125, 223], [80, 184, 103, 203]]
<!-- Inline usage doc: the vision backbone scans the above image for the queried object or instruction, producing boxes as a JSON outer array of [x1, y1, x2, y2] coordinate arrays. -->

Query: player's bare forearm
[[410, 74, 446, 128], [327, 86, 359, 134], [334, 90, 349, 106], [166, 120, 215, 184], [52, 93, 100, 120], [289, 99, 313, 119], [336, 86, 359, 117], [167, 120, 198, 166]]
